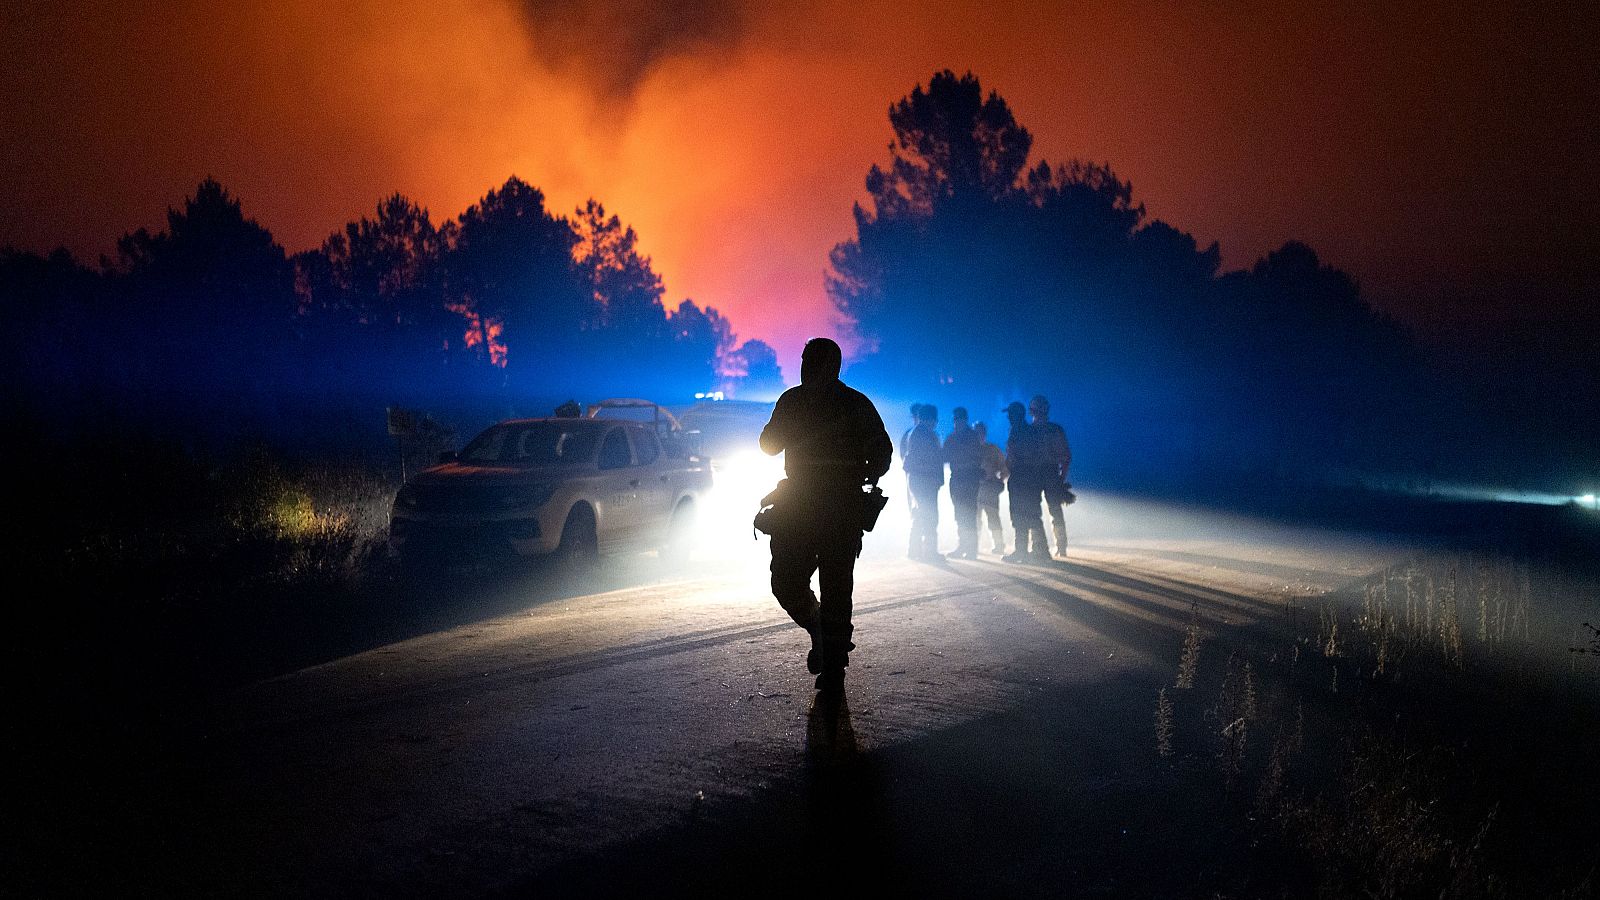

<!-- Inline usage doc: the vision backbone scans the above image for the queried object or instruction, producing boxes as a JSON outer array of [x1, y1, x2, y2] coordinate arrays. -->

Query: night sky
[[3, 0, 1595, 370]]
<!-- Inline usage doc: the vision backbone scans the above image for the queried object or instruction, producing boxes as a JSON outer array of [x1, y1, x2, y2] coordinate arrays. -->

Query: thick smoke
[[513, 0, 746, 99]]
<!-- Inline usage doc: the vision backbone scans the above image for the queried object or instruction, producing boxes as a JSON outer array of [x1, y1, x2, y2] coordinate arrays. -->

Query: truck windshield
[[461, 423, 600, 466]]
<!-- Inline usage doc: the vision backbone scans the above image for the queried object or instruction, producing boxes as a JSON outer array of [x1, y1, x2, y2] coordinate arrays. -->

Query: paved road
[[136, 494, 1408, 895]]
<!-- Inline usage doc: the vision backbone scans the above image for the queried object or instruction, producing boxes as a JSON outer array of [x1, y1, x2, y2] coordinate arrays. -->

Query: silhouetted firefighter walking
[[758, 338, 893, 693]]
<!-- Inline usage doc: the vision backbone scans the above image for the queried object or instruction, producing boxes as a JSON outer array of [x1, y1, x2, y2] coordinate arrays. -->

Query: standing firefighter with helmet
[[900, 403, 945, 562], [1029, 394, 1074, 558], [973, 421, 1008, 554], [1002, 401, 1052, 563], [758, 338, 893, 694], [943, 407, 983, 560]]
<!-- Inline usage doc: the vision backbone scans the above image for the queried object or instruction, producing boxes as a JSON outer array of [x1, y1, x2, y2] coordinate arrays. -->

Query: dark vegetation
[[2, 177, 781, 462], [4, 70, 1594, 492], [1150, 553, 1600, 897], [829, 71, 1598, 495], [13, 434, 392, 722]]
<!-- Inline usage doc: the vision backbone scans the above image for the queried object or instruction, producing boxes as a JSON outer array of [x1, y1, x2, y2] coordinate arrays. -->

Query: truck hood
[[409, 461, 569, 486]]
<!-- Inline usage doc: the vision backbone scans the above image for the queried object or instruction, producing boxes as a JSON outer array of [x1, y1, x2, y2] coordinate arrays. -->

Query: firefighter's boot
[[805, 622, 823, 674], [815, 625, 854, 693], [1029, 525, 1054, 563]]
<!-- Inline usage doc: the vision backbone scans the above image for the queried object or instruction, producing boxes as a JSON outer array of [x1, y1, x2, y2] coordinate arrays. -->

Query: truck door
[[595, 425, 640, 549], [628, 425, 675, 545]]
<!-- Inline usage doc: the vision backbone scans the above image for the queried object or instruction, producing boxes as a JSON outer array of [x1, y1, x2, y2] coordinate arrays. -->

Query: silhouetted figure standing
[[900, 403, 945, 561], [760, 338, 893, 693], [1002, 401, 1050, 563], [974, 421, 1007, 554], [1030, 394, 1073, 558], [943, 407, 982, 559]]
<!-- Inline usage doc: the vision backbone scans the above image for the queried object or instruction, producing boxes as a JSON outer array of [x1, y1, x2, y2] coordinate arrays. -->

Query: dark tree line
[[2, 72, 1589, 490], [831, 71, 1440, 488], [2, 177, 781, 453]]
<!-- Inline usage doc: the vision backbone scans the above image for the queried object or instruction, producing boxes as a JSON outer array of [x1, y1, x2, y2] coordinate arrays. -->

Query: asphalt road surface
[[83, 492, 1416, 896], [18, 486, 1465, 890]]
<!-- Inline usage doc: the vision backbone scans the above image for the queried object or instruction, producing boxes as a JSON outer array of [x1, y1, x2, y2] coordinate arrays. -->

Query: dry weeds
[[1151, 550, 1598, 897]]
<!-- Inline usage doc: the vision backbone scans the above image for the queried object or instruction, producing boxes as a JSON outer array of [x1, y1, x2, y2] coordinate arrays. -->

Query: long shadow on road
[[210, 556, 690, 689], [958, 557, 1320, 667], [489, 671, 1276, 899]]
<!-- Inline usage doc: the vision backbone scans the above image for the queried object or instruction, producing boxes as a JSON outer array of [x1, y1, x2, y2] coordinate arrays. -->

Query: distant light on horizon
[[1416, 483, 1588, 507]]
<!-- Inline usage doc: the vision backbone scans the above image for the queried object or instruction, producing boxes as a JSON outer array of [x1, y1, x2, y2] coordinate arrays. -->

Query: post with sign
[[387, 407, 417, 481]]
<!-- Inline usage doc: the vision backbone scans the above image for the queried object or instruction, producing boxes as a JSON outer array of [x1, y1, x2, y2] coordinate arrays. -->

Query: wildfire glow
[[2, 1, 1591, 374], [448, 301, 508, 368]]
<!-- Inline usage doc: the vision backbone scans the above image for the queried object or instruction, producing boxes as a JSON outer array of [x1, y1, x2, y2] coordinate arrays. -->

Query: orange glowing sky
[[3, 0, 1595, 374]]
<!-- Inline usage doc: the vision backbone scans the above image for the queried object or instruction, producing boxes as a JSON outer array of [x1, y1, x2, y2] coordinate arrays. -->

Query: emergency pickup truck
[[389, 401, 711, 567]]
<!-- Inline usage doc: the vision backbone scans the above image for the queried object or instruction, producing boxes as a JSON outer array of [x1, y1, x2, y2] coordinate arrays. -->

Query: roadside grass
[[218, 445, 394, 591], [19, 434, 403, 706], [37, 438, 394, 608], [1153, 552, 1600, 897]]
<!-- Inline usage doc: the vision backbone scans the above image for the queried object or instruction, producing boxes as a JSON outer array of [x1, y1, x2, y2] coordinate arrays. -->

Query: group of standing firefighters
[[757, 337, 1075, 694], [900, 395, 1073, 564]]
